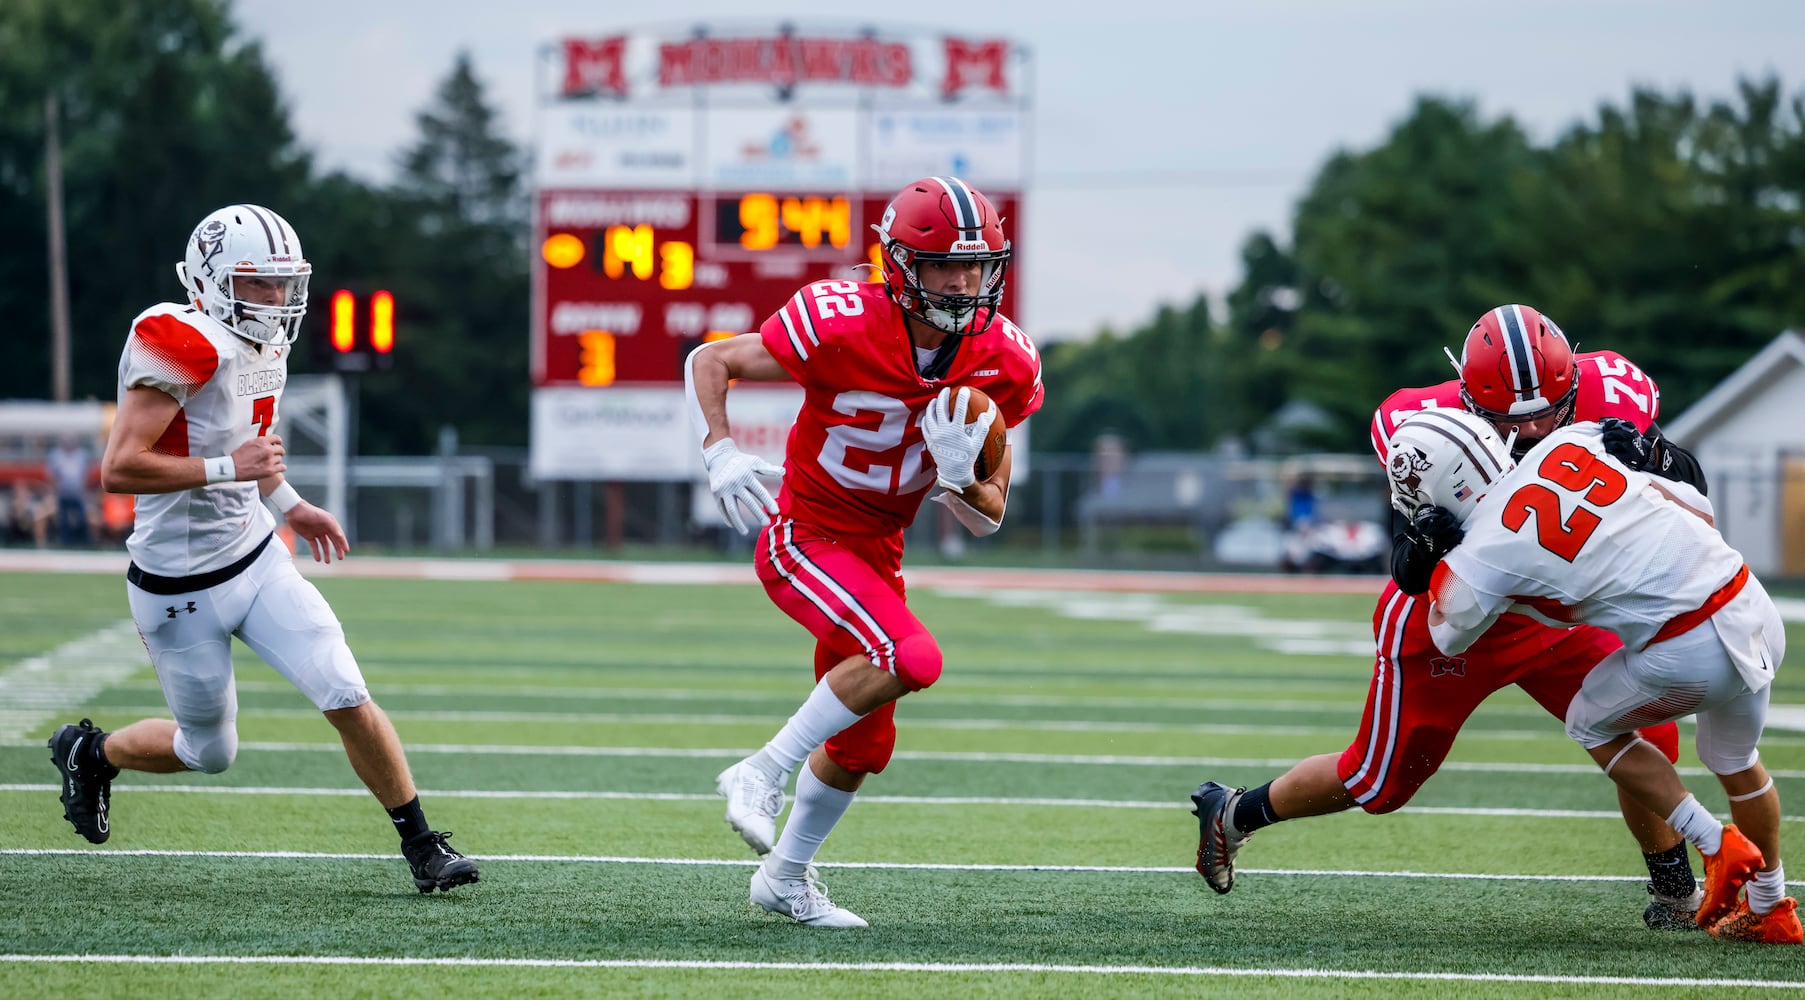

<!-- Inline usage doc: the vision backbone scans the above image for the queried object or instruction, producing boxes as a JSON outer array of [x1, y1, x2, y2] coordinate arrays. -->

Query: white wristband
[[203, 456, 236, 485], [268, 481, 303, 514]]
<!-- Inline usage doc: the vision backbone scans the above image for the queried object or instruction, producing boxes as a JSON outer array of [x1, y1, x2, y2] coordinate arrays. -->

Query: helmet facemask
[[885, 243, 1010, 337]]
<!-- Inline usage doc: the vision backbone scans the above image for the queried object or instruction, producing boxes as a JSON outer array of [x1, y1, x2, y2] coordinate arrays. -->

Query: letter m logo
[[941, 38, 1009, 98], [562, 37, 628, 97]]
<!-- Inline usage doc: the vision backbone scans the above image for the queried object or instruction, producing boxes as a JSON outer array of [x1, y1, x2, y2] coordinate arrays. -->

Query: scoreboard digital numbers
[[530, 22, 1030, 480]]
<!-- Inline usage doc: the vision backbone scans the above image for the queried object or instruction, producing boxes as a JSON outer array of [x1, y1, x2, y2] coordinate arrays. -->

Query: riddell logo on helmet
[[951, 240, 990, 252]]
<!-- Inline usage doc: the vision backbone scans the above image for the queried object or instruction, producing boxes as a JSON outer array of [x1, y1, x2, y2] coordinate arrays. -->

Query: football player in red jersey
[[1192, 304, 1716, 930], [685, 176, 1044, 927]]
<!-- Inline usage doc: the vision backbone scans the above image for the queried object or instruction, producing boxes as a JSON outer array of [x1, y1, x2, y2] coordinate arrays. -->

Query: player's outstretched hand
[[703, 438, 784, 536], [285, 502, 350, 563], [232, 434, 286, 481], [1599, 417, 1654, 470], [1410, 504, 1465, 558], [920, 387, 996, 492]]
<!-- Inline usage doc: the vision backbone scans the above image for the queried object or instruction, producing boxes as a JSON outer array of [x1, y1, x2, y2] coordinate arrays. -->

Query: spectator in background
[[46, 436, 93, 547], [1284, 472, 1317, 530], [5, 479, 52, 546]]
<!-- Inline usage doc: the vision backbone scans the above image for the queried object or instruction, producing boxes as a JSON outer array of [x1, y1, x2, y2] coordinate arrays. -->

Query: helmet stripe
[[1495, 304, 1538, 398], [238, 204, 279, 255], [931, 176, 980, 234], [1411, 410, 1507, 484]]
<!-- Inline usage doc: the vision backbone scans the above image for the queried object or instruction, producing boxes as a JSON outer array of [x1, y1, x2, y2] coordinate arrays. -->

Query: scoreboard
[[529, 23, 1030, 479], [534, 189, 1021, 387]]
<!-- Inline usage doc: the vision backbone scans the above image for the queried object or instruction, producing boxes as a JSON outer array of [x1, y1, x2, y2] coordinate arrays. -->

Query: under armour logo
[[1429, 656, 1466, 677], [166, 602, 198, 619]]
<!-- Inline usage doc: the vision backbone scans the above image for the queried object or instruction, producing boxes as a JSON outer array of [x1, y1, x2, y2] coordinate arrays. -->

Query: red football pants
[[1339, 581, 1680, 813], [754, 517, 940, 775]]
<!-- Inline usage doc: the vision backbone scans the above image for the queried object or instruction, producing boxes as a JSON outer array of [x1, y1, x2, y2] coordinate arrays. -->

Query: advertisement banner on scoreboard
[[529, 385, 802, 481], [536, 106, 698, 189], [863, 110, 1026, 189], [703, 108, 859, 190]]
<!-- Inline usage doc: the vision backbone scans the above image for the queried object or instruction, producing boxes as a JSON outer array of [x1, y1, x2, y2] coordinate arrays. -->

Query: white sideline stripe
[[0, 621, 144, 742], [0, 954, 1798, 989], [4, 850, 1803, 891], [0, 956, 1798, 990], [3, 784, 1801, 824]]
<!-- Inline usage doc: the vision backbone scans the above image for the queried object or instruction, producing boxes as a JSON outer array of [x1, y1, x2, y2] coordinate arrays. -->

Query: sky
[[235, 0, 1804, 341]]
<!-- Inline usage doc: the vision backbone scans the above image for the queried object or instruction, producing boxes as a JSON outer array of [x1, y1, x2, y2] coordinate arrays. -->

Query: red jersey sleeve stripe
[[131, 313, 219, 392]]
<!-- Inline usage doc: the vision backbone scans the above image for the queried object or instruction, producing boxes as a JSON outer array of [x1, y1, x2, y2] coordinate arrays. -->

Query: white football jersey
[[1436, 423, 1743, 655], [117, 303, 285, 576]]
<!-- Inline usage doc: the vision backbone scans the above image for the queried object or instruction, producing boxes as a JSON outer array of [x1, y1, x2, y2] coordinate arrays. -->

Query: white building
[[1663, 330, 1805, 578]]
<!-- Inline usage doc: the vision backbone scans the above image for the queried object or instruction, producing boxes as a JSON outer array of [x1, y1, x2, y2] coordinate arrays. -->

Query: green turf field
[[1, 569, 1801, 998]]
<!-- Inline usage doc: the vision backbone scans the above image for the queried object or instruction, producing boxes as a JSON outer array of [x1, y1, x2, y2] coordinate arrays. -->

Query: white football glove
[[919, 386, 997, 492], [703, 437, 784, 536]]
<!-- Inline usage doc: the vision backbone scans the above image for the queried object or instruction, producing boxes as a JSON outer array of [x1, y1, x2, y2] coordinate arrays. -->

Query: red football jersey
[[760, 279, 1045, 538], [1369, 350, 1662, 464]]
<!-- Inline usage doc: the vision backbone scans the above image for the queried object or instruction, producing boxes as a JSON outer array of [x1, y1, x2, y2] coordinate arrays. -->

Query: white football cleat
[[715, 759, 784, 855], [750, 865, 868, 928]]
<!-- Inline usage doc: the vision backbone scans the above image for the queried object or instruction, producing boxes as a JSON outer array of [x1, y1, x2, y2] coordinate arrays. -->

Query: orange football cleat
[[1708, 897, 1803, 945], [1697, 826, 1765, 929]]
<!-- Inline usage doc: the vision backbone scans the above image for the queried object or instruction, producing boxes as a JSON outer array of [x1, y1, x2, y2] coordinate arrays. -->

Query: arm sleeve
[[1389, 507, 1438, 595], [1644, 423, 1708, 495]]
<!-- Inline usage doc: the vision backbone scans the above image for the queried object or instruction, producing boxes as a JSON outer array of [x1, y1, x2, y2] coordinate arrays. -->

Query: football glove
[[1599, 417, 1655, 470], [919, 386, 997, 492], [702, 437, 783, 536], [1410, 504, 1465, 558]]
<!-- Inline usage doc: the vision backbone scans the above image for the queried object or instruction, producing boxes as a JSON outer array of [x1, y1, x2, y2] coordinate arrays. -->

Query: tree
[[0, 0, 308, 401], [350, 52, 530, 453]]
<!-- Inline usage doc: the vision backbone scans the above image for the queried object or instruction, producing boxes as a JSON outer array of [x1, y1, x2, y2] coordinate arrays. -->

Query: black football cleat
[[403, 830, 480, 893], [1192, 780, 1251, 894], [49, 719, 119, 844]]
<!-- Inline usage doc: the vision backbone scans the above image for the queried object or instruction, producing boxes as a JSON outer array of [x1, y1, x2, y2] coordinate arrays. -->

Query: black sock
[[387, 796, 430, 844], [85, 732, 117, 774], [1231, 782, 1283, 836], [1645, 842, 1697, 898]]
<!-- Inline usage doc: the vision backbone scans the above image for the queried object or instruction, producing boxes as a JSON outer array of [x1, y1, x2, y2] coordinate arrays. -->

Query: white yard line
[[0, 953, 1796, 989], [62, 703, 1589, 741], [0, 621, 145, 742], [3, 783, 1800, 823], [7, 740, 1795, 779]]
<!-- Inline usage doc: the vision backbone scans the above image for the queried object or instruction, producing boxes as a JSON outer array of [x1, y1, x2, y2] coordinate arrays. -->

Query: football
[[962, 387, 1009, 483]]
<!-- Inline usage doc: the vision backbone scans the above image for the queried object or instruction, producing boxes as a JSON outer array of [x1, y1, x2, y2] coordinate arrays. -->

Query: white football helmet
[[175, 204, 311, 346], [1386, 408, 1516, 526]]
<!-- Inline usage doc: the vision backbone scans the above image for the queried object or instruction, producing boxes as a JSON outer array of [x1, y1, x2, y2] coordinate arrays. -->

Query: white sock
[[1746, 863, 1787, 915], [767, 764, 857, 881], [752, 679, 863, 777], [1667, 795, 1723, 857]]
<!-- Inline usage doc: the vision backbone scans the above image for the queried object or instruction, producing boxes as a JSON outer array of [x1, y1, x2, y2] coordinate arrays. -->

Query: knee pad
[[174, 723, 238, 774], [1637, 722, 1681, 764], [1697, 743, 1760, 777], [891, 633, 943, 691]]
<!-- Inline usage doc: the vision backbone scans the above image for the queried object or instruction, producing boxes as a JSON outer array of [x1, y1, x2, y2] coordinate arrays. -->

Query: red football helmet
[[1457, 304, 1579, 429], [872, 176, 1010, 336]]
